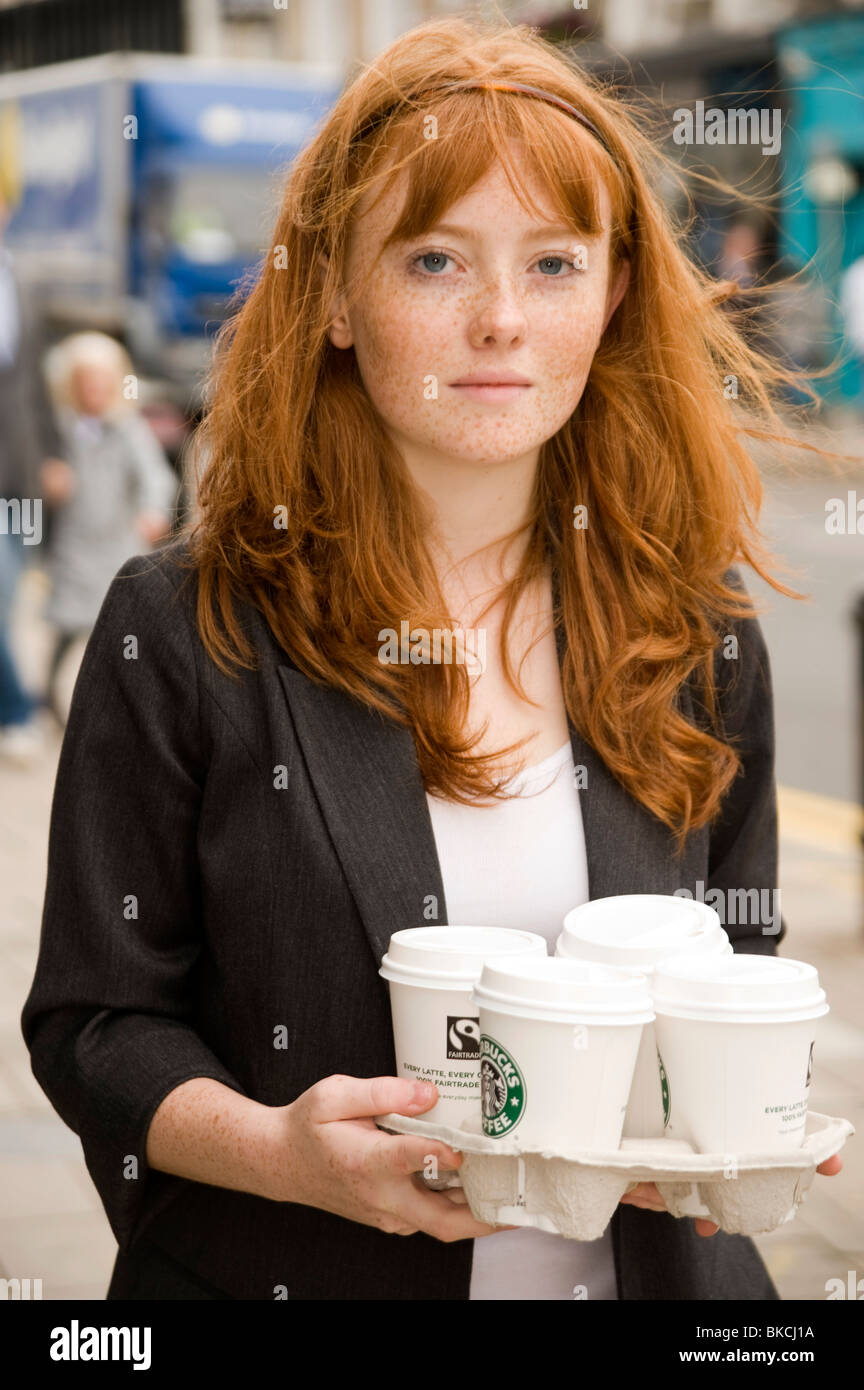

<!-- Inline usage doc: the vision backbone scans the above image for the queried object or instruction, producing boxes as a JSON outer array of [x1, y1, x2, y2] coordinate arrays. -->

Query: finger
[[621, 1183, 666, 1210], [306, 1074, 441, 1124], [620, 1196, 666, 1212], [626, 1182, 664, 1203], [816, 1154, 843, 1176], [694, 1218, 720, 1237], [395, 1184, 509, 1242], [367, 1130, 463, 1177]]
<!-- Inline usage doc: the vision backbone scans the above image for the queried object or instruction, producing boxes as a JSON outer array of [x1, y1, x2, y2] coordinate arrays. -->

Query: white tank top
[[425, 738, 620, 1300]]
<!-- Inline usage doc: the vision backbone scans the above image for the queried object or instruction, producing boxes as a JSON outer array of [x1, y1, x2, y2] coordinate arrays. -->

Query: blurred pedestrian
[[0, 180, 65, 764], [40, 331, 178, 725]]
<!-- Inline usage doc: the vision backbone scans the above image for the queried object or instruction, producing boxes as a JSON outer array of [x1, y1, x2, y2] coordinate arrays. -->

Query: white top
[[425, 738, 620, 1301]]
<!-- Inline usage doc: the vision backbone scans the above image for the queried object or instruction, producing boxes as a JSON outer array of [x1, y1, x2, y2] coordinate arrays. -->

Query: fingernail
[[411, 1081, 434, 1104]]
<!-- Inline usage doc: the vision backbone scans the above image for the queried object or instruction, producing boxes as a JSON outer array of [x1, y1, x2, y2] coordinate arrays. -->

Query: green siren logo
[[480, 1035, 526, 1136], [657, 1046, 671, 1127]]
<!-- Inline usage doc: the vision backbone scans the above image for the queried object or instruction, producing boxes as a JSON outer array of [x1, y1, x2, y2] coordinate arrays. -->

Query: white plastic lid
[[379, 925, 548, 989], [472, 956, 655, 1025], [651, 953, 829, 1023], [556, 894, 731, 969]]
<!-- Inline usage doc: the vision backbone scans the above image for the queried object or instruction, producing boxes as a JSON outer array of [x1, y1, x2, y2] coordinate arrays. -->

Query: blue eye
[[413, 250, 452, 274], [408, 249, 583, 279], [537, 256, 568, 276]]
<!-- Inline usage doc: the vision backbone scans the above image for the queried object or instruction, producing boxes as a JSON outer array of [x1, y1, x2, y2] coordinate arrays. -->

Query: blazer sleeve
[[704, 567, 786, 957], [20, 549, 248, 1251]]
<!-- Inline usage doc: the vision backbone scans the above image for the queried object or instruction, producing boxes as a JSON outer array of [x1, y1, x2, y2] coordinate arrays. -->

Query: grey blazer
[[21, 538, 783, 1300]]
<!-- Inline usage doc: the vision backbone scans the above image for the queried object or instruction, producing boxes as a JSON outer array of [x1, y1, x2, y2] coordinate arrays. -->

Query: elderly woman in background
[[39, 332, 178, 724]]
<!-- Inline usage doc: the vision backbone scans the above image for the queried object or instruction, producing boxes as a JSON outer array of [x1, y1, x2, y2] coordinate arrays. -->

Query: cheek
[[348, 277, 434, 401], [536, 290, 608, 392]]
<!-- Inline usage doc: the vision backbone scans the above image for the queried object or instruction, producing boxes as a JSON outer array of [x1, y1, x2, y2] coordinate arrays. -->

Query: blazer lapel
[[279, 667, 448, 968], [278, 571, 691, 972]]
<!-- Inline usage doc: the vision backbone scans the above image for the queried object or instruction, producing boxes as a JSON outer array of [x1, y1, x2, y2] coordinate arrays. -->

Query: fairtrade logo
[[657, 1047, 671, 1127], [806, 1040, 814, 1088], [480, 1035, 526, 1136], [447, 1016, 480, 1061]]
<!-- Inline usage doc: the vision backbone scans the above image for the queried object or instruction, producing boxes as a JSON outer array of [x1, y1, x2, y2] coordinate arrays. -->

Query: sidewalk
[[751, 788, 864, 1300]]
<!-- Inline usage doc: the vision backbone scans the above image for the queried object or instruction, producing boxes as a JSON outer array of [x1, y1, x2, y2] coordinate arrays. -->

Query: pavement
[[1, 547, 863, 1302]]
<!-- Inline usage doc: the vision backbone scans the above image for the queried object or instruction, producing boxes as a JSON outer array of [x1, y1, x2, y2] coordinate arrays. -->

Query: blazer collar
[[278, 570, 688, 970]]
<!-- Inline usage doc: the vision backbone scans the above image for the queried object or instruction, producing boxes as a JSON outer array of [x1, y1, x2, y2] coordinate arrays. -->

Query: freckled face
[[328, 150, 627, 469]]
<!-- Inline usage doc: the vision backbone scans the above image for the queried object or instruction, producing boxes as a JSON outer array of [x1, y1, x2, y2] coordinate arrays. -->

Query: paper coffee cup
[[471, 957, 654, 1151], [555, 895, 732, 1139], [556, 894, 731, 968], [651, 953, 829, 1152], [378, 926, 547, 1126]]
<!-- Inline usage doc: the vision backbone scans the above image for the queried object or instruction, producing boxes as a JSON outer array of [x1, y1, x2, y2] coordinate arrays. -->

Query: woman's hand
[[620, 1153, 844, 1237], [266, 1074, 518, 1243]]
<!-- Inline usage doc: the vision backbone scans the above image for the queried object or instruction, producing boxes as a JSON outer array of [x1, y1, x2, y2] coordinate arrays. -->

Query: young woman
[[22, 16, 841, 1301]]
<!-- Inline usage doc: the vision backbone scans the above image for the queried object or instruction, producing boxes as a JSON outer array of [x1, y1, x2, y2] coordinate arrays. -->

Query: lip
[[449, 371, 532, 386], [448, 372, 533, 404], [449, 382, 532, 403]]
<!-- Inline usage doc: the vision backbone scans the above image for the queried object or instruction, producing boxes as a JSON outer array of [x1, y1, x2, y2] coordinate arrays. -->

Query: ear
[[318, 252, 353, 350], [602, 256, 630, 332]]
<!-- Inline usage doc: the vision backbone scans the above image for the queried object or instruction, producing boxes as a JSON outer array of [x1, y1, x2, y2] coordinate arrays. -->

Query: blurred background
[[0, 0, 862, 1301]]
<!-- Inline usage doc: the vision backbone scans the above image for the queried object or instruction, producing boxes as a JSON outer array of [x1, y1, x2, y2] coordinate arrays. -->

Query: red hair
[[181, 14, 821, 850]]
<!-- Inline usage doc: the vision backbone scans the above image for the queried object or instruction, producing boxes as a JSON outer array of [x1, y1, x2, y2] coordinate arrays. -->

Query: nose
[[467, 277, 528, 348]]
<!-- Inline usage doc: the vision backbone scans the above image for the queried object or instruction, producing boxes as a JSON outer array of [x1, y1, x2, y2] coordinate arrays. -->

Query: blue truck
[[0, 52, 343, 406]]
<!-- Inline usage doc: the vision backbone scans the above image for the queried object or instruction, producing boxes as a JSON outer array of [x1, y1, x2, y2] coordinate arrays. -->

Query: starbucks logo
[[480, 1035, 526, 1137], [657, 1046, 671, 1127]]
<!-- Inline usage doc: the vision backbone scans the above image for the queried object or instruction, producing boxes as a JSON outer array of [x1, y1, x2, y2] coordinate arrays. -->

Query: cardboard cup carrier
[[376, 907, 853, 1240]]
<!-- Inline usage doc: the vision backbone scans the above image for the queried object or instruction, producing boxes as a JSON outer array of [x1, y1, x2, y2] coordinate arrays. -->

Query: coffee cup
[[651, 953, 829, 1152], [471, 956, 654, 1151], [556, 894, 731, 1138], [379, 926, 547, 1127]]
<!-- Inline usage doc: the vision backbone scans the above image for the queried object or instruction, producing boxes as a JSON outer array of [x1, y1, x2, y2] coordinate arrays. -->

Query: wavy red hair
[[181, 14, 820, 851]]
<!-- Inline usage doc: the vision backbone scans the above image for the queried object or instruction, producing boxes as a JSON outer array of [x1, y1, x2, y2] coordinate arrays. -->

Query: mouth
[[448, 374, 533, 402]]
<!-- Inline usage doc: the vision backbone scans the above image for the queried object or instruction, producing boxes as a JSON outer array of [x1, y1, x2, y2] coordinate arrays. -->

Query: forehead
[[347, 143, 615, 257]]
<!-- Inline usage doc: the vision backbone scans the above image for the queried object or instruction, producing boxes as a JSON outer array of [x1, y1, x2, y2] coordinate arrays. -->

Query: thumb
[[307, 1074, 440, 1124]]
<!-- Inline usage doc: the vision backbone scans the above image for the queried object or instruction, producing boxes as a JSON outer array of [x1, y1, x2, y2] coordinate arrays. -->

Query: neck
[[399, 439, 540, 598]]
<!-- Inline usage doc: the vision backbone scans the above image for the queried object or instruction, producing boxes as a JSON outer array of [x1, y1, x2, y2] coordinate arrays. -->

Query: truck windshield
[[144, 167, 276, 265]]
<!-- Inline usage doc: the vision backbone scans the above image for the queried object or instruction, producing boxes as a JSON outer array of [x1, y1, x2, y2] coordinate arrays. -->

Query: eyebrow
[[409, 223, 588, 242]]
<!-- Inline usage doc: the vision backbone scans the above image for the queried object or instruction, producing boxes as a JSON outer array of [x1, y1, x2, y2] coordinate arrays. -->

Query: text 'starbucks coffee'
[[651, 954, 829, 1152], [478, 1035, 526, 1136], [378, 926, 547, 1126], [555, 894, 732, 1139], [472, 956, 654, 1150]]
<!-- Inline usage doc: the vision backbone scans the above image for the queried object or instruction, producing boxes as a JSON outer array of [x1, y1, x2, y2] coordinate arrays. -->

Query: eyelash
[[407, 249, 584, 279]]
